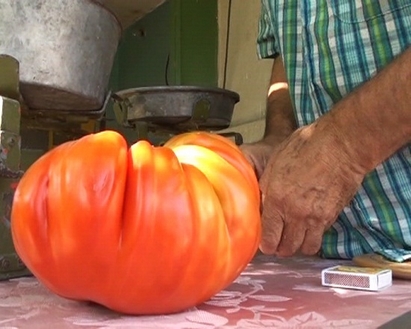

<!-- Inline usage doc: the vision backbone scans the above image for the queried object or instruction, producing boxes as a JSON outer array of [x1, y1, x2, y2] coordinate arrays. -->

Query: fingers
[[301, 228, 323, 255], [276, 222, 305, 257], [259, 167, 325, 257], [261, 222, 323, 256], [259, 195, 324, 256], [259, 198, 283, 255]]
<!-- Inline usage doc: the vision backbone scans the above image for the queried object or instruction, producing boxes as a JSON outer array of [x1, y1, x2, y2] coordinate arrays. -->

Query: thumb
[[239, 144, 266, 179]]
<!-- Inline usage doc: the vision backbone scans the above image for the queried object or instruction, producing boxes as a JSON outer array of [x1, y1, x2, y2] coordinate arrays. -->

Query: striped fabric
[[257, 0, 411, 261]]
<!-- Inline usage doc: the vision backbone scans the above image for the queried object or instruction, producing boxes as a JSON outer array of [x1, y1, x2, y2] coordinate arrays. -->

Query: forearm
[[321, 47, 411, 174], [263, 56, 297, 144]]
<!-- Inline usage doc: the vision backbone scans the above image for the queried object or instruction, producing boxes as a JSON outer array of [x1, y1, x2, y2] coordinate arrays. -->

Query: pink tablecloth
[[0, 253, 410, 328]]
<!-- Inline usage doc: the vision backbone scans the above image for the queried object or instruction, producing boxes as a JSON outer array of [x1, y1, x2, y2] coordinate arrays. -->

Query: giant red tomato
[[11, 130, 261, 315]]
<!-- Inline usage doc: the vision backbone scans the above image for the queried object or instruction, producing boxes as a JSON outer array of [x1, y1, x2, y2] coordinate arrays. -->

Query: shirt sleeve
[[257, 0, 280, 59]]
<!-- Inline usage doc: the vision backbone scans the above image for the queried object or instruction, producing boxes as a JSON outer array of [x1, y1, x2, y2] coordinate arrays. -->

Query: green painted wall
[[111, 0, 218, 90], [169, 0, 218, 87]]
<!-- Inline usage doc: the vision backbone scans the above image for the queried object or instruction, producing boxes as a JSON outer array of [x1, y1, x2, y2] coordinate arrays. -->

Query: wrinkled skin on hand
[[243, 122, 367, 257]]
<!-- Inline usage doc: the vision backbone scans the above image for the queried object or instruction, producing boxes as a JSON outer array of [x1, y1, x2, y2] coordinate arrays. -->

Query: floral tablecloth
[[0, 253, 410, 328]]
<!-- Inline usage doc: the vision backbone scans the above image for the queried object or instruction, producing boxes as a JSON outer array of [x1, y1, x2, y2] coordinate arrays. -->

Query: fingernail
[[259, 242, 276, 255]]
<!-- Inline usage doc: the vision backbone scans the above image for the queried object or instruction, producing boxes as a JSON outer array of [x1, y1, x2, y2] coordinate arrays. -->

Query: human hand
[[240, 139, 281, 179], [259, 122, 366, 256]]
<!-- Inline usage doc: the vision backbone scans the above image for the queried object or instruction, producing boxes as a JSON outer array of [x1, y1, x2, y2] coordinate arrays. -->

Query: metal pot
[[112, 86, 240, 132], [0, 0, 121, 111]]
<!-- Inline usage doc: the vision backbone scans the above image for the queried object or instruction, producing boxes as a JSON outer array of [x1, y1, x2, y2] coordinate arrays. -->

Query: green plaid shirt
[[258, 0, 411, 261]]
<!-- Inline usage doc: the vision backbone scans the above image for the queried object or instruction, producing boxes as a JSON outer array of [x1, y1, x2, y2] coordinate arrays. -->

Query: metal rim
[[113, 86, 240, 103]]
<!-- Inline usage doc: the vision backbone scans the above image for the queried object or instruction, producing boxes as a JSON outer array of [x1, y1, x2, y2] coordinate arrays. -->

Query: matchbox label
[[331, 266, 385, 275]]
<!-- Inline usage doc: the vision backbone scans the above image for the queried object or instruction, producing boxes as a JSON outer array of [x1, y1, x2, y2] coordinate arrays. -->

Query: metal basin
[[112, 86, 240, 132], [0, 0, 121, 111]]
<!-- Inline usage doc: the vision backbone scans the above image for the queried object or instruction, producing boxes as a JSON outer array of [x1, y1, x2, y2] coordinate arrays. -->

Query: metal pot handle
[[111, 93, 134, 127]]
